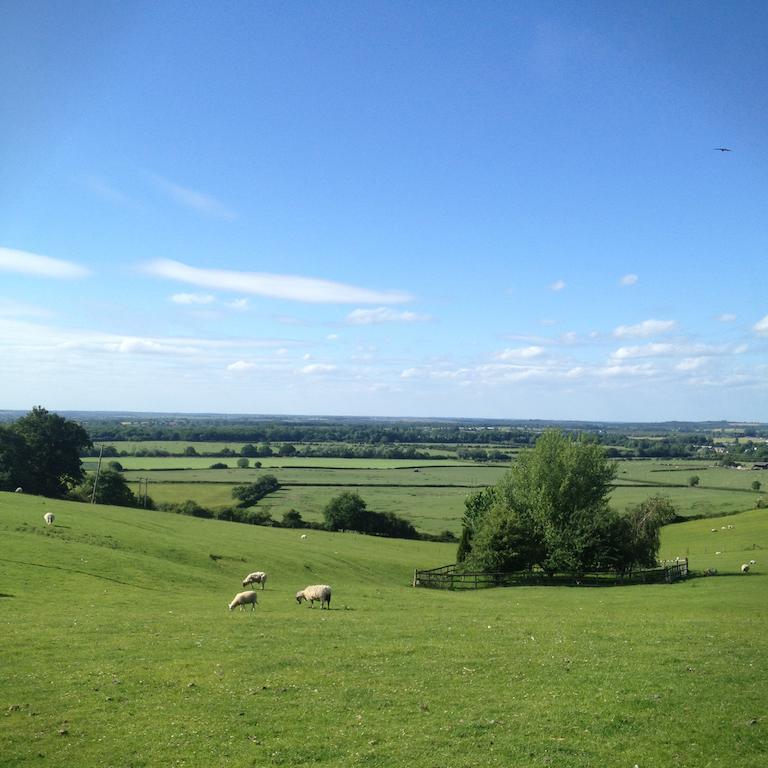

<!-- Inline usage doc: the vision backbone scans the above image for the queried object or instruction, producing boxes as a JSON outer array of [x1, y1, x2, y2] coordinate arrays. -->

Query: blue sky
[[1, 1, 766, 421]]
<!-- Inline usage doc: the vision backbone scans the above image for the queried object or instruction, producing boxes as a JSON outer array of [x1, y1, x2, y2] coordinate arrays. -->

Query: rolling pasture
[[1, 492, 766, 767], [96, 445, 767, 535]]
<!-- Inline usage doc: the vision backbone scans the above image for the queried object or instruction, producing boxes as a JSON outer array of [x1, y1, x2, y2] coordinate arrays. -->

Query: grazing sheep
[[296, 584, 331, 609], [242, 571, 267, 590], [300, 534, 307, 540], [15, 487, 23, 493], [43, 512, 55, 526], [741, 563, 750, 574], [228, 591, 259, 611], [749, 559, 757, 565]]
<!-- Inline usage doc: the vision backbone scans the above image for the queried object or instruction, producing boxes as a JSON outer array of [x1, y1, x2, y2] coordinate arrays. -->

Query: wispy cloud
[[619, 273, 639, 286], [149, 174, 237, 220], [226, 298, 249, 311], [613, 319, 676, 338], [753, 315, 768, 335], [227, 360, 258, 372], [676, 357, 707, 371], [171, 293, 216, 305], [300, 363, 338, 375], [716, 313, 736, 322], [549, 279, 566, 292], [0, 246, 91, 279], [345, 307, 429, 325], [612, 341, 746, 361], [0, 299, 53, 318], [495, 345, 545, 360], [143, 258, 413, 305], [83, 176, 136, 207]]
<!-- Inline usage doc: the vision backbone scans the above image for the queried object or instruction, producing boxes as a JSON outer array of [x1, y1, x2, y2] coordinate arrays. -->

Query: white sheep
[[15, 487, 23, 493], [295, 584, 331, 609], [749, 559, 757, 565], [300, 534, 307, 540], [242, 571, 267, 590], [43, 512, 55, 526], [741, 563, 750, 574], [228, 590, 259, 611]]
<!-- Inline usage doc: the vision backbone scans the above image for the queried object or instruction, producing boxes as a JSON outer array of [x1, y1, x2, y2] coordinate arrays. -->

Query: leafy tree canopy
[[8, 407, 91, 497], [462, 430, 673, 574]]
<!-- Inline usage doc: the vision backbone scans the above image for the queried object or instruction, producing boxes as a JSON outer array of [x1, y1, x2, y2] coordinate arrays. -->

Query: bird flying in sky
[[714, 147, 733, 152]]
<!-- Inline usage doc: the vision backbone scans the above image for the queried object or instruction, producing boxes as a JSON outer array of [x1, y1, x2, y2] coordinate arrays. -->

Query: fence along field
[[1, 491, 765, 767], [86, 443, 767, 535]]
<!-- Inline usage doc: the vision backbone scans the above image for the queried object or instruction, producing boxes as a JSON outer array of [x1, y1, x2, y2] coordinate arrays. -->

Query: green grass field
[[1, 492, 766, 767], [100, 452, 766, 538]]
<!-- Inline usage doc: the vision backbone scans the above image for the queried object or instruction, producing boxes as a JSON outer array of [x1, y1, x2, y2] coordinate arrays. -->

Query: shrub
[[209, 462, 229, 469]]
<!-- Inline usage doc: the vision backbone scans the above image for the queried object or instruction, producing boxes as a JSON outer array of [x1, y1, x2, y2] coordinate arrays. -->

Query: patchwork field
[[86, 446, 768, 536], [1, 492, 766, 767]]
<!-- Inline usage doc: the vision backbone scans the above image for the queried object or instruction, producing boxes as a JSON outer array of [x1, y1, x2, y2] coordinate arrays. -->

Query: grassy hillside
[[2, 493, 766, 767]]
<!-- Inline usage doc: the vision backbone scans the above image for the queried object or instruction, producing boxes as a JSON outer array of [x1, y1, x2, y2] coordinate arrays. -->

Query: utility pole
[[91, 444, 104, 504]]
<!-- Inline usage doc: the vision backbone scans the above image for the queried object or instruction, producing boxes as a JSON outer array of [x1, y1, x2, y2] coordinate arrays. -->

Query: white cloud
[[400, 368, 420, 379], [550, 279, 566, 292], [346, 307, 429, 325], [619, 273, 639, 286], [149, 174, 236, 220], [717, 313, 736, 322], [300, 363, 337, 375], [613, 319, 676, 338], [144, 259, 413, 305], [753, 315, 768, 335], [171, 293, 216, 305], [326, 334, 339, 341], [495, 345, 545, 360], [227, 360, 258, 372], [226, 298, 249, 311], [676, 357, 707, 371], [0, 246, 91, 279], [612, 343, 676, 360], [105, 337, 201, 355]]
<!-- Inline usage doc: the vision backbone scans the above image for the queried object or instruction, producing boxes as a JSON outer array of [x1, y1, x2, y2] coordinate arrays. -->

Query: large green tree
[[466, 430, 621, 572], [9, 407, 92, 497]]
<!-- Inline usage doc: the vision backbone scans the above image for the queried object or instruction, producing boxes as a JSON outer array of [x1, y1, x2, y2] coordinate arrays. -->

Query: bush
[[688, 475, 700, 487], [209, 462, 229, 469], [236, 457, 249, 468]]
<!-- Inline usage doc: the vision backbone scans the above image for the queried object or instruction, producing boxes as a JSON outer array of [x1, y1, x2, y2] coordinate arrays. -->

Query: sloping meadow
[[1, 493, 766, 767]]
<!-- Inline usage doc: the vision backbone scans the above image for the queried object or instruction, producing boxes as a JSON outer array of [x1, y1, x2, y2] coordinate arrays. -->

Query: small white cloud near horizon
[[144, 258, 413, 305], [0, 246, 91, 279], [717, 313, 736, 322], [550, 279, 566, 292], [345, 307, 429, 325], [300, 363, 337, 375], [226, 298, 249, 311], [171, 292, 216, 305], [613, 318, 676, 338], [619, 273, 639, 286], [227, 360, 258, 372], [495, 345, 545, 360], [149, 174, 236, 220]]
